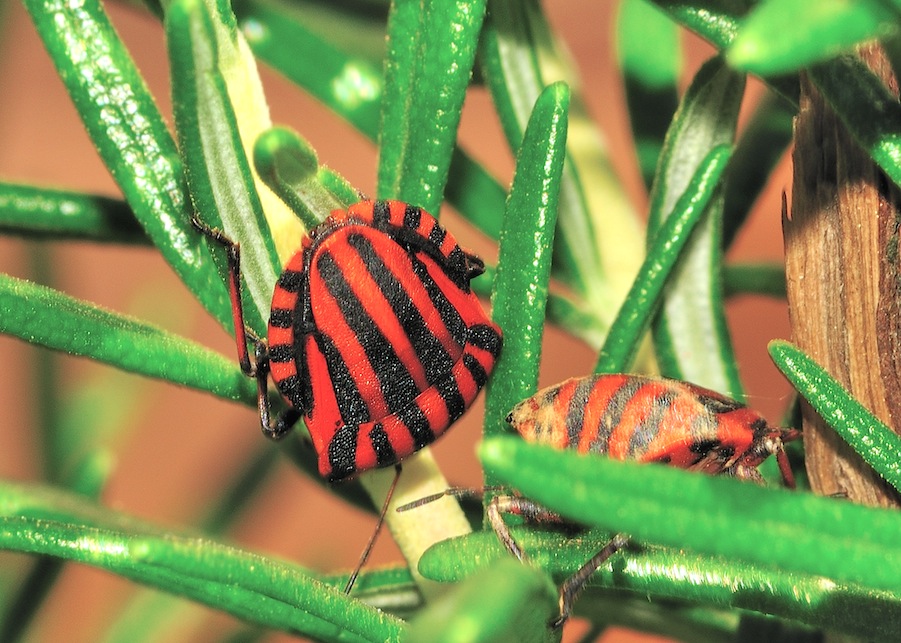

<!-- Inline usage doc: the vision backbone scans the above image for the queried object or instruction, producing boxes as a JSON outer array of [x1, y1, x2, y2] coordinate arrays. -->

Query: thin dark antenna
[[344, 464, 403, 595]]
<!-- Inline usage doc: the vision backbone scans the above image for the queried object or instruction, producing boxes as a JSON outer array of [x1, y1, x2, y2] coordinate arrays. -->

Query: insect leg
[[554, 533, 630, 628], [191, 216, 299, 439], [486, 496, 563, 562], [776, 429, 801, 489], [252, 343, 300, 440], [190, 215, 255, 376]]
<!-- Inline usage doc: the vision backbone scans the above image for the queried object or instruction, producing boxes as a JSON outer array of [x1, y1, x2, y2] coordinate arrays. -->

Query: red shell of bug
[[507, 374, 797, 485], [267, 200, 501, 482]]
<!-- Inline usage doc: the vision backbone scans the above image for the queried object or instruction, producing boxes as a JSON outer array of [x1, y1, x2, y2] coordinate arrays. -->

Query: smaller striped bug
[[499, 374, 799, 625], [402, 373, 798, 626]]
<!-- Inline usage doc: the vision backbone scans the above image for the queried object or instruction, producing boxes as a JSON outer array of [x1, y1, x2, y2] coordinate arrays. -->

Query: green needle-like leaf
[[482, 0, 644, 312], [809, 56, 901, 191], [320, 566, 421, 616], [484, 82, 568, 444], [723, 263, 786, 298], [237, 0, 385, 137], [728, 0, 898, 76], [769, 340, 901, 493], [166, 0, 280, 333], [0, 273, 255, 404], [420, 527, 901, 640], [406, 558, 558, 643], [617, 0, 681, 189], [648, 57, 745, 396], [235, 0, 508, 240], [22, 0, 232, 327], [650, 0, 800, 106], [253, 126, 354, 231], [0, 481, 405, 642], [472, 266, 609, 349], [480, 436, 901, 597], [0, 183, 147, 244], [595, 145, 731, 374], [377, 0, 487, 212]]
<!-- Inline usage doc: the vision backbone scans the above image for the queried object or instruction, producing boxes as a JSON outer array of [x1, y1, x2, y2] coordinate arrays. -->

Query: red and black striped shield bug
[[197, 199, 502, 482], [495, 373, 799, 625], [197, 200, 501, 592]]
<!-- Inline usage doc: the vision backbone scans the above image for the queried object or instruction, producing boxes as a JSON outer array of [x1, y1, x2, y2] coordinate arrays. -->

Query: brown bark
[[785, 46, 901, 507]]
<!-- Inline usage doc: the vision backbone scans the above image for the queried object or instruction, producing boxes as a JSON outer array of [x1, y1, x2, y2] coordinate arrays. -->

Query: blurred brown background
[[0, 1, 791, 641]]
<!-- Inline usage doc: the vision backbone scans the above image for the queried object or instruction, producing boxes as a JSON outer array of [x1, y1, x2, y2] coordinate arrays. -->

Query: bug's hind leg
[[487, 496, 630, 630], [190, 214, 257, 376], [252, 342, 301, 440], [553, 533, 630, 628], [191, 215, 300, 440]]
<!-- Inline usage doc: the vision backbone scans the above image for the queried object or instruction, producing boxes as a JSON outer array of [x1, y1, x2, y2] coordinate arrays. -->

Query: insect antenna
[[344, 464, 402, 595], [394, 486, 507, 512]]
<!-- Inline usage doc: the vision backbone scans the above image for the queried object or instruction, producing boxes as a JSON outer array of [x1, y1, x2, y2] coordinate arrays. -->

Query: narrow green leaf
[[443, 148, 509, 239], [809, 56, 901, 191], [420, 527, 901, 640], [722, 92, 795, 249], [204, 0, 307, 266], [480, 436, 901, 596], [651, 0, 745, 49], [648, 57, 745, 397], [768, 340, 901, 493], [723, 262, 786, 298], [166, 0, 279, 332], [3, 281, 69, 641], [22, 0, 232, 327], [0, 515, 403, 642], [320, 566, 421, 616], [0, 481, 406, 642], [377, 0, 488, 212], [406, 558, 558, 643], [0, 183, 146, 244], [617, 0, 681, 189], [0, 273, 255, 404], [104, 445, 281, 643], [484, 82, 568, 444], [482, 0, 644, 311], [236, 0, 509, 240], [617, 0, 682, 91], [728, 0, 898, 76], [253, 126, 354, 231], [650, 0, 800, 106], [237, 0, 385, 137], [133, 534, 403, 642], [595, 145, 731, 374]]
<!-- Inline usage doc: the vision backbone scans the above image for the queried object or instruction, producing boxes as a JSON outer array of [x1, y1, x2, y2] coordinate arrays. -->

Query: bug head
[[506, 395, 569, 449], [464, 252, 485, 280]]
